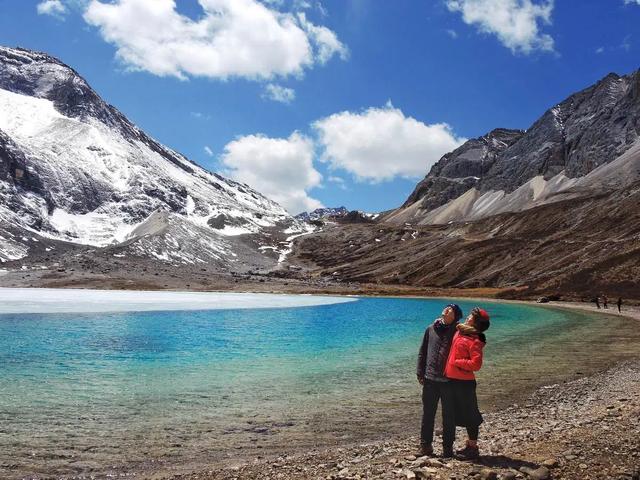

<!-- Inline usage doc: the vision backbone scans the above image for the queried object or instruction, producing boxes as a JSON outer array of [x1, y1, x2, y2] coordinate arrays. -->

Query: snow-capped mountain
[[0, 46, 307, 267], [295, 206, 349, 222]]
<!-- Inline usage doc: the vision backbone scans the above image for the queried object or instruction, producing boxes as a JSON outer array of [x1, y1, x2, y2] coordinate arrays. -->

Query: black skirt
[[449, 379, 484, 427]]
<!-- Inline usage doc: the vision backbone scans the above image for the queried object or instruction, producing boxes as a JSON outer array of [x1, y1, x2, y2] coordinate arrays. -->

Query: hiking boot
[[440, 446, 454, 459], [419, 443, 434, 457], [455, 444, 479, 461]]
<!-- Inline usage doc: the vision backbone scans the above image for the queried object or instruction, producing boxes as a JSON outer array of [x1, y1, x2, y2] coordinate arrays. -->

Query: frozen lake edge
[[0, 288, 357, 314]]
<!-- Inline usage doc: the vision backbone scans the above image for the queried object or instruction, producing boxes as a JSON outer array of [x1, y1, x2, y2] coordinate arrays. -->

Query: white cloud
[[82, 0, 347, 80], [313, 103, 466, 183], [204, 146, 214, 156], [595, 46, 604, 54], [624, 0, 640, 5], [262, 83, 296, 103], [297, 12, 349, 64], [293, 0, 328, 16], [191, 111, 211, 120], [292, 0, 312, 9], [220, 132, 322, 214], [37, 0, 67, 17], [620, 35, 632, 51], [446, 0, 554, 54], [446, 29, 459, 39], [328, 175, 347, 190], [316, 2, 329, 17]]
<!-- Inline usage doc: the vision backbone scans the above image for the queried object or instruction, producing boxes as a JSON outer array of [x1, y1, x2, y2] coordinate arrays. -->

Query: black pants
[[421, 380, 455, 448], [466, 424, 479, 441]]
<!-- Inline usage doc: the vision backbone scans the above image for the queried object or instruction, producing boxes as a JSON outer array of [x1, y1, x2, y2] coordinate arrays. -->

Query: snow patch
[[0, 288, 357, 314]]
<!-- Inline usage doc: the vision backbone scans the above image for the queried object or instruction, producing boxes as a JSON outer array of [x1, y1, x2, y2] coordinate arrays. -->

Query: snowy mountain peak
[[295, 206, 349, 222], [0, 46, 305, 267]]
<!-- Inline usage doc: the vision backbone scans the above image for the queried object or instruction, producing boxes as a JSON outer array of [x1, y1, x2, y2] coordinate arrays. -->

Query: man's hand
[[417, 375, 424, 385]]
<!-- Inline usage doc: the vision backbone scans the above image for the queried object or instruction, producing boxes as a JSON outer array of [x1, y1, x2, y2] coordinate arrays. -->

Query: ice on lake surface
[[0, 287, 356, 314]]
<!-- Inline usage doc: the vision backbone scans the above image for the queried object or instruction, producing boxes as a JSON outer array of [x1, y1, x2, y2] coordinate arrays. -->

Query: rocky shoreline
[[165, 359, 640, 480]]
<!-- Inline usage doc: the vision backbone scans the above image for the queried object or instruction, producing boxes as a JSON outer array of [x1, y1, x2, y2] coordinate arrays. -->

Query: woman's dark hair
[[471, 307, 490, 332]]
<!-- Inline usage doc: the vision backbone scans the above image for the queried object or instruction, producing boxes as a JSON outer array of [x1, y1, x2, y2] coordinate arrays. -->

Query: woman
[[444, 307, 490, 460]]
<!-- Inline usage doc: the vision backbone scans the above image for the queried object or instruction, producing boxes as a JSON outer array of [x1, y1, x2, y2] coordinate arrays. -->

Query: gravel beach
[[166, 359, 640, 480]]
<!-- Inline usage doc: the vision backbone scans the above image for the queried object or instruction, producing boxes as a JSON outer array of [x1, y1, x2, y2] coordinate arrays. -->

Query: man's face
[[442, 307, 455, 324]]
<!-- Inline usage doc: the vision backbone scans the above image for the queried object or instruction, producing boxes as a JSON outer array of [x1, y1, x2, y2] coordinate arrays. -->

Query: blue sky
[[0, 0, 639, 214]]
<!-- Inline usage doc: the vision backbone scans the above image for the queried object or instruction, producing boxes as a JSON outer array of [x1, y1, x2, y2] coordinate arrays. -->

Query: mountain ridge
[[387, 68, 640, 225]]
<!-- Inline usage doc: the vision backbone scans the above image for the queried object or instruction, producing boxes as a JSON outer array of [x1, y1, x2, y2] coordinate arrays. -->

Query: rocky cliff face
[[400, 128, 523, 212], [0, 46, 306, 266], [388, 70, 640, 225]]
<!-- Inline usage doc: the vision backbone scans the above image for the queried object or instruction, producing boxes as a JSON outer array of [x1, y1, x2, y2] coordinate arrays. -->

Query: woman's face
[[465, 314, 476, 326]]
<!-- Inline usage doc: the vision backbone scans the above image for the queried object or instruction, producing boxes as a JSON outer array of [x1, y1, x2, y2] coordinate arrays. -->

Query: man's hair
[[471, 307, 490, 332], [446, 303, 463, 322]]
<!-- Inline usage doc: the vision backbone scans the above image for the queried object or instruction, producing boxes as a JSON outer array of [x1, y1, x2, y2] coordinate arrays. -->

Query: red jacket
[[444, 331, 485, 381]]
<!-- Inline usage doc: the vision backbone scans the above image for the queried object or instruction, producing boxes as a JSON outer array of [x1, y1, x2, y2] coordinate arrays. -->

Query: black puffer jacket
[[416, 320, 457, 382]]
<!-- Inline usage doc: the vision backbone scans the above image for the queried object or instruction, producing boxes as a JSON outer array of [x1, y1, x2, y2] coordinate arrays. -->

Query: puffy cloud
[[220, 132, 322, 214], [83, 0, 347, 80], [262, 83, 296, 103], [313, 104, 465, 182], [37, 0, 67, 17], [446, 0, 554, 54], [624, 0, 640, 5]]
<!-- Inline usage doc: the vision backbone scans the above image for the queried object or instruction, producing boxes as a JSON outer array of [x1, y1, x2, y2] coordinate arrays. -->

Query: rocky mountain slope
[[287, 70, 640, 298], [0, 46, 309, 269], [386, 70, 640, 225], [288, 180, 640, 298]]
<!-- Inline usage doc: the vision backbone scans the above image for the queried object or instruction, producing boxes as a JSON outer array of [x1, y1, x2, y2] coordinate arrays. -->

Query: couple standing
[[416, 304, 490, 460]]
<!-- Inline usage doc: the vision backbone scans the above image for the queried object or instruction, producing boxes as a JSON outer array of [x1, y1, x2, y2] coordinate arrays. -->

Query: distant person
[[603, 295, 608, 309], [617, 297, 623, 313], [416, 304, 463, 457], [444, 307, 490, 460], [594, 297, 601, 309]]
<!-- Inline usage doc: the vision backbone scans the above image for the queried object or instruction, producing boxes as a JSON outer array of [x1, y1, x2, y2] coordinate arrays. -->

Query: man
[[416, 303, 463, 457], [617, 297, 623, 313]]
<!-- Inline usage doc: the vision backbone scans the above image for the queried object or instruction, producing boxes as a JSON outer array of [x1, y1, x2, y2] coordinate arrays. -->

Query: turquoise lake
[[1, 296, 638, 479]]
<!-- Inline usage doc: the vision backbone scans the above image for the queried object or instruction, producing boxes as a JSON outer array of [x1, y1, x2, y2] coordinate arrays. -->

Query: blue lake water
[[1, 296, 638, 479]]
